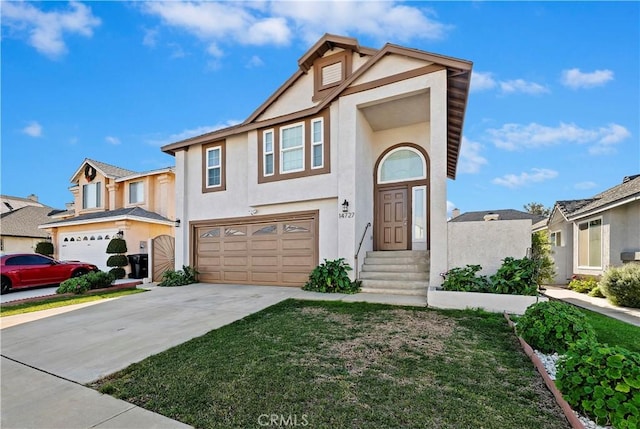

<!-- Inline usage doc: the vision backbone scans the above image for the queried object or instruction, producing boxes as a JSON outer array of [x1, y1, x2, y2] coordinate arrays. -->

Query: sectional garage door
[[193, 211, 318, 287]]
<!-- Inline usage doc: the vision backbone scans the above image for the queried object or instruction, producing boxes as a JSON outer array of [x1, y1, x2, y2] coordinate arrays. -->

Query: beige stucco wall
[[609, 200, 640, 265], [547, 211, 573, 284], [447, 219, 532, 277], [1, 236, 44, 254]]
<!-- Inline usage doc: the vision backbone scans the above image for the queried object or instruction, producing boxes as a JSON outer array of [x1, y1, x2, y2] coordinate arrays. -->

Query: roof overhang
[[567, 194, 640, 221], [39, 215, 175, 229]]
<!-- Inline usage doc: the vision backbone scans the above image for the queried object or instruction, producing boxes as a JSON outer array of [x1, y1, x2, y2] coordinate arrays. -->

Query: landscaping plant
[[568, 275, 600, 294], [441, 264, 491, 292], [158, 266, 198, 287], [600, 263, 640, 309], [531, 230, 555, 286], [556, 340, 640, 428], [106, 237, 128, 279], [34, 241, 54, 256], [303, 258, 360, 293], [515, 300, 596, 354], [57, 271, 115, 294], [490, 257, 538, 295]]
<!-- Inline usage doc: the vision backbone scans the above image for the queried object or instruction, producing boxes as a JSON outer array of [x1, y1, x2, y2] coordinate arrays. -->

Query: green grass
[[578, 308, 640, 353], [0, 288, 145, 317], [91, 300, 570, 429]]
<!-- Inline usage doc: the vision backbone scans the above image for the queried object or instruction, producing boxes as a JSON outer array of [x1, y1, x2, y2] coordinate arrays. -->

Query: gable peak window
[[83, 182, 101, 209]]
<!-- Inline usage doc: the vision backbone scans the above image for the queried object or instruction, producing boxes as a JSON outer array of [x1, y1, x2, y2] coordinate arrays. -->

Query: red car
[[1, 253, 98, 294]]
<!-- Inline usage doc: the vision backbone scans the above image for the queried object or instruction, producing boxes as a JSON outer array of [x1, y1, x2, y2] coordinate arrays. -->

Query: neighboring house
[[161, 34, 472, 293], [39, 159, 176, 280], [0, 198, 55, 254], [448, 209, 546, 276], [546, 174, 640, 284]]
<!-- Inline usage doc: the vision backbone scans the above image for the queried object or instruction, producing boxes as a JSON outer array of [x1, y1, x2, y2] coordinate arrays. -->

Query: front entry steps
[[359, 250, 429, 296]]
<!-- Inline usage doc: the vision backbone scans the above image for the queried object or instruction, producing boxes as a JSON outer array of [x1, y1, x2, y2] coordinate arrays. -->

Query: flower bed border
[[1, 281, 142, 307], [428, 289, 548, 315], [504, 313, 585, 429]]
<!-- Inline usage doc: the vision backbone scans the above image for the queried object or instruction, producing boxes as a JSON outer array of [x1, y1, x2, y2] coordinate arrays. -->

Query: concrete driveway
[[0, 283, 309, 429]]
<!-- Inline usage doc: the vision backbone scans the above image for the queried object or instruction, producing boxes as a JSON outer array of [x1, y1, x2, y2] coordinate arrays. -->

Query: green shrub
[[556, 340, 640, 428], [57, 276, 91, 294], [302, 258, 360, 294], [109, 267, 126, 280], [35, 241, 54, 256], [106, 238, 127, 254], [516, 301, 596, 354], [490, 257, 538, 296], [84, 271, 115, 289], [107, 254, 129, 268], [531, 230, 555, 286], [441, 264, 491, 293], [600, 264, 640, 308], [158, 266, 199, 287], [588, 285, 606, 298], [568, 274, 600, 294]]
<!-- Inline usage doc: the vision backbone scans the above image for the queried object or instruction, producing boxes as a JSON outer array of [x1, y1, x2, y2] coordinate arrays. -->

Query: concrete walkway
[[543, 285, 640, 327], [0, 283, 425, 429]]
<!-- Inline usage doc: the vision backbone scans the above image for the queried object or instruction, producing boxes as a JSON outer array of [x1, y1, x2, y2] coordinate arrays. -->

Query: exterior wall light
[[174, 219, 181, 227], [342, 199, 349, 213]]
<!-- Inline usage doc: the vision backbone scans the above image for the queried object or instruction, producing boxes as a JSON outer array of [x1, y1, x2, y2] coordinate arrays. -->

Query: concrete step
[[361, 263, 429, 273], [359, 271, 428, 281], [360, 279, 428, 290], [366, 250, 429, 258]]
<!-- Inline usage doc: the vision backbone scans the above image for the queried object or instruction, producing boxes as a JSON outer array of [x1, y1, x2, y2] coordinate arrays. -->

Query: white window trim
[[377, 147, 427, 184], [206, 146, 222, 188], [263, 129, 275, 177], [311, 118, 324, 169], [128, 180, 145, 205], [280, 122, 305, 174], [577, 217, 603, 269], [550, 230, 562, 247]]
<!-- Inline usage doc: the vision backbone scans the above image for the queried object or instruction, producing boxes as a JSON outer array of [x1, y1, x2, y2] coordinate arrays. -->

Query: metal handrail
[[354, 222, 371, 280]]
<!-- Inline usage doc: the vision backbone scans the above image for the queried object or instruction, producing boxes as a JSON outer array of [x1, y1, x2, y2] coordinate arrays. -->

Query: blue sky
[[2, 1, 639, 215]]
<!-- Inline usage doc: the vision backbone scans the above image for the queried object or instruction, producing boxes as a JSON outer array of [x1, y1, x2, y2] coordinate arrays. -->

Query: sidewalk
[[543, 285, 640, 327]]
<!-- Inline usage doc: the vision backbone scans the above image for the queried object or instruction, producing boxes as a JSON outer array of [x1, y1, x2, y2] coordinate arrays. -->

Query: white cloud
[[169, 43, 187, 59], [22, 121, 43, 137], [105, 136, 121, 145], [143, 28, 159, 48], [142, 1, 451, 58], [499, 79, 550, 95], [574, 181, 597, 190], [561, 68, 614, 89], [246, 55, 265, 68], [486, 122, 630, 155], [148, 120, 242, 146], [492, 168, 558, 189], [470, 71, 497, 92], [1, 1, 101, 58], [457, 137, 488, 174]]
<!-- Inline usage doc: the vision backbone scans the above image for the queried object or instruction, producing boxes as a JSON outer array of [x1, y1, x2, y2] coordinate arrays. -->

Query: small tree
[[35, 241, 54, 256], [523, 202, 551, 217], [531, 230, 555, 286], [106, 236, 128, 279]]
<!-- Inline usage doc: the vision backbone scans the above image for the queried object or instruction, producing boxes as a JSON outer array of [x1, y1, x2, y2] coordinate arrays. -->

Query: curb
[[1, 281, 142, 307], [504, 313, 585, 429]]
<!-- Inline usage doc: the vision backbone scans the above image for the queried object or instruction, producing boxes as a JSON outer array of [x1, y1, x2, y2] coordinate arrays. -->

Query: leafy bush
[[158, 266, 199, 287], [303, 258, 360, 294], [107, 254, 129, 268], [556, 340, 640, 428], [569, 275, 600, 294], [490, 257, 538, 296], [57, 271, 115, 294], [441, 265, 491, 293], [106, 238, 127, 254], [600, 263, 640, 308], [588, 285, 606, 298], [109, 267, 126, 280], [516, 301, 596, 354], [35, 241, 54, 256], [531, 230, 555, 285]]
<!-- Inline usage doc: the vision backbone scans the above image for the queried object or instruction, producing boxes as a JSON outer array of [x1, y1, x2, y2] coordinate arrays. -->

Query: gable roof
[[1, 205, 53, 238], [71, 158, 137, 183], [449, 209, 546, 223], [39, 207, 174, 229], [555, 174, 640, 220], [161, 34, 472, 179]]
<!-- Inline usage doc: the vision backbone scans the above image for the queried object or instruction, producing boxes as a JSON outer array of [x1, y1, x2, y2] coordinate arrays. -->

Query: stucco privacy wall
[[447, 219, 532, 276]]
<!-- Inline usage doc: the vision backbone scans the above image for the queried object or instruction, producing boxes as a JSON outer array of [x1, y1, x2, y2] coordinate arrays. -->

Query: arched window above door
[[377, 147, 427, 184]]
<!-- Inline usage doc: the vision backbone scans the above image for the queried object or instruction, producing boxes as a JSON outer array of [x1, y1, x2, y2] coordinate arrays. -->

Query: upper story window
[[280, 122, 305, 173], [258, 110, 330, 184], [129, 181, 144, 204], [202, 141, 226, 193], [82, 182, 101, 209]]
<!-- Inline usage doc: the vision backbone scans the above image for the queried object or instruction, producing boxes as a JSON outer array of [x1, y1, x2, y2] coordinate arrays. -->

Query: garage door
[[59, 231, 117, 272], [194, 212, 318, 287]]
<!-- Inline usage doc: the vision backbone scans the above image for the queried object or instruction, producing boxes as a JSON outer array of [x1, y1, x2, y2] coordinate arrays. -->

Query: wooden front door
[[377, 187, 408, 250]]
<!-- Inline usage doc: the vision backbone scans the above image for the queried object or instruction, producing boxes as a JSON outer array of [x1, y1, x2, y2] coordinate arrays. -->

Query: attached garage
[[59, 230, 117, 271], [193, 211, 318, 286]]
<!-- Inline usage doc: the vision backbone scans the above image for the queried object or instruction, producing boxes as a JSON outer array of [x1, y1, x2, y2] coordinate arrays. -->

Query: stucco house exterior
[[39, 159, 176, 280], [1, 195, 54, 254], [161, 34, 472, 295], [546, 174, 640, 284]]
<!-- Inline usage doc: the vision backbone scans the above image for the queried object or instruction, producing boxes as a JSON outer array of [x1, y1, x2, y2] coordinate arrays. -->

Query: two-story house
[[40, 159, 176, 280], [161, 34, 472, 295]]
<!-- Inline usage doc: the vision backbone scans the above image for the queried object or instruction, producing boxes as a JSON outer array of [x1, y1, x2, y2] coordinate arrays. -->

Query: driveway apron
[[1, 284, 303, 429]]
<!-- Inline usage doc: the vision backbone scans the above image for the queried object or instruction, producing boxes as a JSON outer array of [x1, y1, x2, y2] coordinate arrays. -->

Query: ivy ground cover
[[92, 300, 570, 429]]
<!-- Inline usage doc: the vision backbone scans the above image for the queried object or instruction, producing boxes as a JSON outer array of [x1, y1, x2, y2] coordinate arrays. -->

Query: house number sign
[[339, 212, 355, 219]]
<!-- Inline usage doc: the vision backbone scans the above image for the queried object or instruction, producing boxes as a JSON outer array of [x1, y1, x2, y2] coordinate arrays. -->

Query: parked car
[[1, 253, 98, 294]]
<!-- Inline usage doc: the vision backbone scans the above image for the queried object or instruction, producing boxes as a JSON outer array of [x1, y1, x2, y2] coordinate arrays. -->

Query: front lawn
[[578, 308, 640, 353], [92, 300, 569, 429]]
